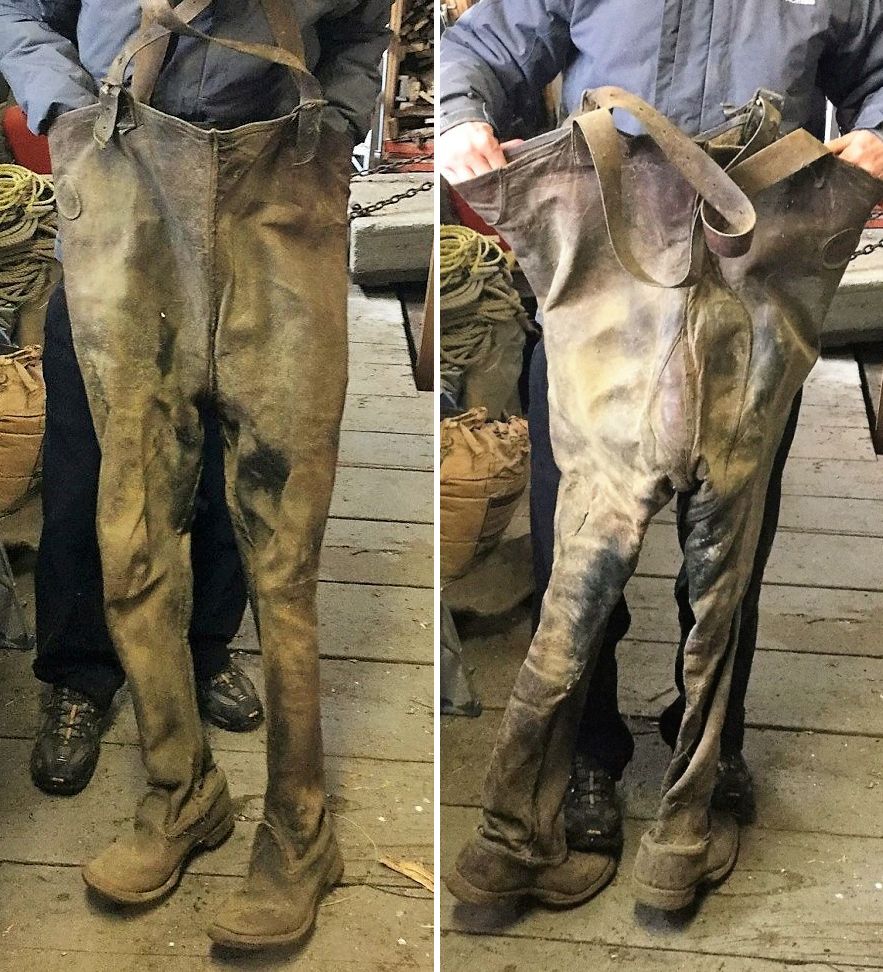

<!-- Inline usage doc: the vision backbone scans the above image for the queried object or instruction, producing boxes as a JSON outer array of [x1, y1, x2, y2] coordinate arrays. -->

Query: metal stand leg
[[0, 538, 32, 650]]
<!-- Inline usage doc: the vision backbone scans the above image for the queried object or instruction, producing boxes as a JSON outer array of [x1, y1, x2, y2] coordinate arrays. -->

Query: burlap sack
[[440, 407, 530, 581], [0, 345, 45, 516]]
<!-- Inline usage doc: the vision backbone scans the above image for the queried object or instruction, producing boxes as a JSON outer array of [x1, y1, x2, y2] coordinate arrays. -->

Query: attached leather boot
[[446, 835, 616, 907], [632, 811, 739, 911], [83, 765, 234, 904], [208, 811, 344, 950]]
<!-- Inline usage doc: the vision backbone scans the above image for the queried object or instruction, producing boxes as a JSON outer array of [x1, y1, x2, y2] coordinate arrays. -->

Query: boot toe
[[208, 888, 319, 950], [83, 843, 177, 902]]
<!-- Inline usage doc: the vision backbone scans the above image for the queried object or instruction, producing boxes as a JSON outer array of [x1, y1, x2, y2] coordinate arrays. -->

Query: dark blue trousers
[[33, 284, 248, 710], [529, 340, 802, 778]]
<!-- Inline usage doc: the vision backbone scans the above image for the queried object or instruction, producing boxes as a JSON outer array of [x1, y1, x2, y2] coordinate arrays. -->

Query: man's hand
[[826, 129, 883, 180], [439, 121, 524, 184]]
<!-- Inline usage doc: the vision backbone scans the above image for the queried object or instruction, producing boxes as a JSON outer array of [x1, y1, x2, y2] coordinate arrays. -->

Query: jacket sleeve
[[0, 0, 97, 134], [820, 0, 883, 132], [314, 0, 392, 142], [439, 0, 574, 136]]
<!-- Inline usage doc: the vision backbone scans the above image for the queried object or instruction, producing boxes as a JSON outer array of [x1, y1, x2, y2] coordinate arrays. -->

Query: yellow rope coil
[[0, 164, 58, 328], [439, 225, 528, 382]]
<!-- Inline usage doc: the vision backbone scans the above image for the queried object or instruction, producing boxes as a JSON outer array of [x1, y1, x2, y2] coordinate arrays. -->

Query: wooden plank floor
[[0, 287, 434, 971], [441, 351, 883, 971]]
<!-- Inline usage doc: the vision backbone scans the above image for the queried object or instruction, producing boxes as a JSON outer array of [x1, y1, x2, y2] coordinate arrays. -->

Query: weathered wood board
[[341, 393, 434, 435], [440, 809, 883, 968], [331, 467, 433, 524], [321, 518, 433, 588], [0, 739, 431, 883], [229, 583, 433, 666], [0, 865, 433, 971], [442, 931, 858, 972], [337, 430, 433, 471], [0, 651, 433, 764], [441, 713, 883, 838]]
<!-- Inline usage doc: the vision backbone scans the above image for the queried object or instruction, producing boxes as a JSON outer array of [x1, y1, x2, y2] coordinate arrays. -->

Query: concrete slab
[[349, 174, 433, 285], [824, 229, 883, 345]]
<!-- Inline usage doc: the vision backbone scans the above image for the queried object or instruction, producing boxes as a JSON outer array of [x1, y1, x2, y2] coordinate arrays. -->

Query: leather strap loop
[[727, 128, 829, 196], [570, 87, 829, 288]]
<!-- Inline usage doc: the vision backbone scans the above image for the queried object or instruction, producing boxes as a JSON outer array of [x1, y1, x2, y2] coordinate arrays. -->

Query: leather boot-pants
[[455, 87, 882, 865], [47, 81, 351, 848]]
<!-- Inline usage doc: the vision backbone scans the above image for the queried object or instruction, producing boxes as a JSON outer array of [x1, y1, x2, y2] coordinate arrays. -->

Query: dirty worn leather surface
[[46, 1, 351, 858], [455, 88, 882, 864]]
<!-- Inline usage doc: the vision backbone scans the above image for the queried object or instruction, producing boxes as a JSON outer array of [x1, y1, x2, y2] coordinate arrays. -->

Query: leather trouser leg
[[662, 388, 803, 753], [212, 128, 351, 849], [529, 340, 635, 779]]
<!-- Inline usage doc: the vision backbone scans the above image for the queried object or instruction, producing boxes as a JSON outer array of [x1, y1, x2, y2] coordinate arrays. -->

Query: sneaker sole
[[566, 829, 624, 857], [206, 850, 345, 950], [31, 771, 96, 797], [445, 854, 617, 908], [632, 831, 740, 912], [82, 815, 235, 905]]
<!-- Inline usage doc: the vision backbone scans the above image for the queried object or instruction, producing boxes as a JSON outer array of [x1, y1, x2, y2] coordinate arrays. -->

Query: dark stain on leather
[[157, 312, 176, 377], [240, 443, 291, 494]]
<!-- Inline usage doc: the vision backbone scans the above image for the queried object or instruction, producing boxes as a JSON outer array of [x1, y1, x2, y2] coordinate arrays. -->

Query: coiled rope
[[0, 164, 57, 333], [439, 225, 529, 387]]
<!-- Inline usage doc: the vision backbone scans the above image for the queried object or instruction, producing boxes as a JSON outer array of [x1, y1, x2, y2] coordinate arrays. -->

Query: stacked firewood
[[395, 0, 434, 117], [441, 0, 476, 23]]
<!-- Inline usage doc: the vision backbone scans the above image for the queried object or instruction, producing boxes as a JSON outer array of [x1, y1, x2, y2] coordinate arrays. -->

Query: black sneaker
[[712, 751, 757, 825], [564, 752, 624, 854], [196, 660, 264, 732], [30, 686, 106, 796], [658, 709, 757, 824]]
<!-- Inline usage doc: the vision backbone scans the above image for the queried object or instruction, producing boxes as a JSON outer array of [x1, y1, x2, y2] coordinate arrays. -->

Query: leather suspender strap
[[570, 87, 832, 289], [106, 0, 321, 100], [131, 0, 308, 105], [96, 0, 324, 148], [130, 0, 212, 103], [257, 0, 308, 64], [572, 87, 757, 288]]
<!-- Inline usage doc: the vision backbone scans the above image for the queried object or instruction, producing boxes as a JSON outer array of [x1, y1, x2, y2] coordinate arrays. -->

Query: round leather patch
[[821, 228, 861, 268], [54, 175, 81, 220]]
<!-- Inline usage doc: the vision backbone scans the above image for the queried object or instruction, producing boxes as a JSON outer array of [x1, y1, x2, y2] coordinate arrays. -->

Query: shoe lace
[[47, 689, 98, 741], [212, 666, 248, 704], [569, 755, 614, 807]]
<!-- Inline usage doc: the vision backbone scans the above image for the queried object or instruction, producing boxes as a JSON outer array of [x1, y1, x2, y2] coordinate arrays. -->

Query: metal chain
[[352, 154, 433, 178], [849, 207, 883, 261], [349, 180, 433, 221], [849, 237, 883, 261]]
